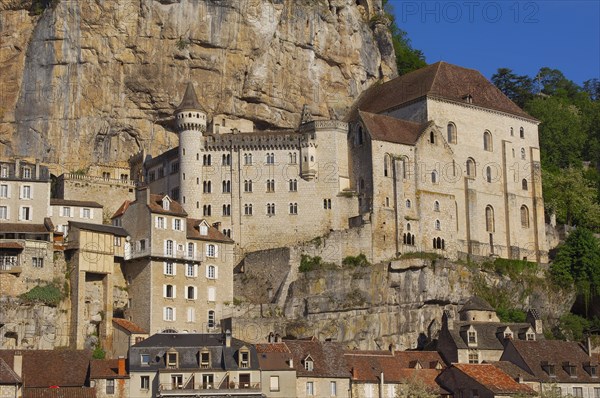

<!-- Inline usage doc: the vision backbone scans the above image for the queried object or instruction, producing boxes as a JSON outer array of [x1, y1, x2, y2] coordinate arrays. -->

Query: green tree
[[395, 373, 438, 398], [491, 68, 535, 108], [550, 228, 600, 314], [543, 168, 600, 229], [534, 67, 582, 100], [382, 0, 427, 75]]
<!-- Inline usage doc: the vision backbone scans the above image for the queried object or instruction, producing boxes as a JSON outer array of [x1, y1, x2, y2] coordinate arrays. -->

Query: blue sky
[[389, 1, 600, 85]]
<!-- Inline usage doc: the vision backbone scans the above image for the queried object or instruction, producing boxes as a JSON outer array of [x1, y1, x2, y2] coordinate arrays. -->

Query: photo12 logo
[[397, 1, 540, 24]]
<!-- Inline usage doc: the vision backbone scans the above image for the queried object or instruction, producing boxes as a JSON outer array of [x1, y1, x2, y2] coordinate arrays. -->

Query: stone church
[[130, 62, 548, 264]]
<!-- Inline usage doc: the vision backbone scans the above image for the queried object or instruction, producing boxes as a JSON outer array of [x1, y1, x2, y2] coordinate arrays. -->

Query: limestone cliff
[[0, 0, 396, 171]]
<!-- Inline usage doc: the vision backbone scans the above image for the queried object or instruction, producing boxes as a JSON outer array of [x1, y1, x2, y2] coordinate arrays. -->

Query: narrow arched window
[[466, 158, 476, 178], [401, 157, 408, 179], [486, 166, 492, 183], [447, 123, 457, 144], [435, 220, 441, 230], [521, 205, 530, 228], [406, 223, 411, 231], [384, 155, 389, 177], [520, 127, 524, 139], [521, 148, 526, 160], [510, 127, 514, 136], [522, 179, 528, 190], [406, 199, 411, 209], [431, 170, 438, 184], [485, 205, 494, 232], [483, 131, 492, 151], [430, 131, 435, 144], [434, 201, 440, 212]]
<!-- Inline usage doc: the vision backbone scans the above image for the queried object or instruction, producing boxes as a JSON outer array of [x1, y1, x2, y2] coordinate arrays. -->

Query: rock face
[[0, 0, 396, 171]]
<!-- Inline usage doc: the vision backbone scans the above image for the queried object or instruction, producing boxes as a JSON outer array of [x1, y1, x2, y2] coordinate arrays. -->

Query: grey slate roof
[[129, 333, 259, 372], [447, 321, 538, 351], [176, 83, 204, 112], [459, 296, 495, 313]]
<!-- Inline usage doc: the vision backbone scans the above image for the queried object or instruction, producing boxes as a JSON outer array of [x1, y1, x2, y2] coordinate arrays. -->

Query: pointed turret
[[176, 82, 204, 112]]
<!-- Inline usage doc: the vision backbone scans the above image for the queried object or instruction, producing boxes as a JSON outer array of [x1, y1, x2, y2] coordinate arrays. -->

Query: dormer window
[[504, 332, 513, 339], [22, 167, 31, 179], [585, 363, 598, 377], [564, 362, 577, 377], [162, 197, 170, 211], [200, 350, 211, 369], [239, 347, 250, 368], [468, 330, 477, 344], [304, 355, 314, 371], [463, 94, 473, 104], [526, 332, 535, 341], [200, 225, 208, 235], [542, 362, 556, 377], [166, 351, 178, 369]]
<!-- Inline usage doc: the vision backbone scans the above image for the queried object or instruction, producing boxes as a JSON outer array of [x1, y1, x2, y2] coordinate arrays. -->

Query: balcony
[[158, 382, 262, 397], [125, 246, 202, 262]]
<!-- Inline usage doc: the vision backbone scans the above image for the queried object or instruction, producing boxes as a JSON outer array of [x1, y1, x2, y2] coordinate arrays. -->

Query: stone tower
[[175, 83, 206, 219]]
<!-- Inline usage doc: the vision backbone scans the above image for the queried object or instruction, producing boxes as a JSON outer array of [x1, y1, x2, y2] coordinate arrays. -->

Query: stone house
[[65, 221, 128, 350], [436, 363, 536, 397], [500, 339, 600, 397], [255, 342, 297, 398], [284, 338, 351, 398], [90, 358, 129, 398], [112, 187, 234, 335], [128, 331, 262, 397], [345, 349, 449, 397], [110, 318, 148, 359], [131, 61, 548, 264], [50, 199, 103, 237], [437, 297, 543, 364]]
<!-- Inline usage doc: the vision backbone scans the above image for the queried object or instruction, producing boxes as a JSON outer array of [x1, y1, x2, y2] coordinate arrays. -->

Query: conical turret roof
[[176, 82, 204, 112]]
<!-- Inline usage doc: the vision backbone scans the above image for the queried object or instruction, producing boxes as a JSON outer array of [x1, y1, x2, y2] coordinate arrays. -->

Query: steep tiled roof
[[256, 345, 294, 371], [23, 388, 96, 398], [451, 364, 535, 395], [284, 340, 349, 378], [446, 321, 538, 350], [176, 82, 204, 112], [0, 350, 91, 387], [0, 223, 51, 233], [148, 194, 187, 217], [112, 318, 147, 334], [460, 296, 495, 312], [90, 359, 128, 379], [50, 199, 103, 208], [346, 61, 535, 122], [0, 242, 24, 250], [187, 219, 234, 243], [0, 357, 20, 383], [394, 351, 446, 369], [255, 343, 291, 353], [111, 200, 131, 219], [68, 221, 128, 237], [491, 361, 538, 382], [505, 340, 599, 383], [359, 111, 427, 145]]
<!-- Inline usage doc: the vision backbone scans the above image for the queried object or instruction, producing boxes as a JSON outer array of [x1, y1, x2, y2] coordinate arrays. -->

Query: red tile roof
[[0, 350, 91, 388], [23, 388, 96, 398], [112, 318, 147, 334], [359, 111, 427, 145], [255, 343, 291, 353], [0, 223, 51, 233], [347, 62, 535, 122], [186, 219, 234, 243], [90, 359, 128, 379], [148, 194, 187, 217], [50, 199, 103, 208], [394, 351, 446, 369], [452, 364, 535, 395], [0, 357, 20, 383], [284, 340, 349, 378], [111, 200, 131, 219], [0, 242, 24, 250]]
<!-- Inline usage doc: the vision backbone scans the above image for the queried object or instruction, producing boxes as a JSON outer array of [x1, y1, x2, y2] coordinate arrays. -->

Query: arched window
[[520, 205, 530, 228], [483, 131, 492, 151], [510, 127, 514, 136], [522, 179, 528, 190], [401, 157, 408, 179], [431, 170, 438, 184], [207, 264, 216, 278], [434, 201, 440, 212], [466, 158, 476, 178], [435, 220, 441, 230], [447, 123, 457, 144], [485, 205, 494, 232], [520, 127, 524, 139], [406, 223, 411, 231], [486, 166, 492, 183], [406, 199, 411, 208], [521, 148, 526, 160], [430, 131, 435, 144]]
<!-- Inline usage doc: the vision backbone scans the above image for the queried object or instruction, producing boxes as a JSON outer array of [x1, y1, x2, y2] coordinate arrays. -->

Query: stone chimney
[[118, 356, 126, 376], [135, 186, 150, 204], [225, 329, 231, 348], [13, 351, 22, 377]]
